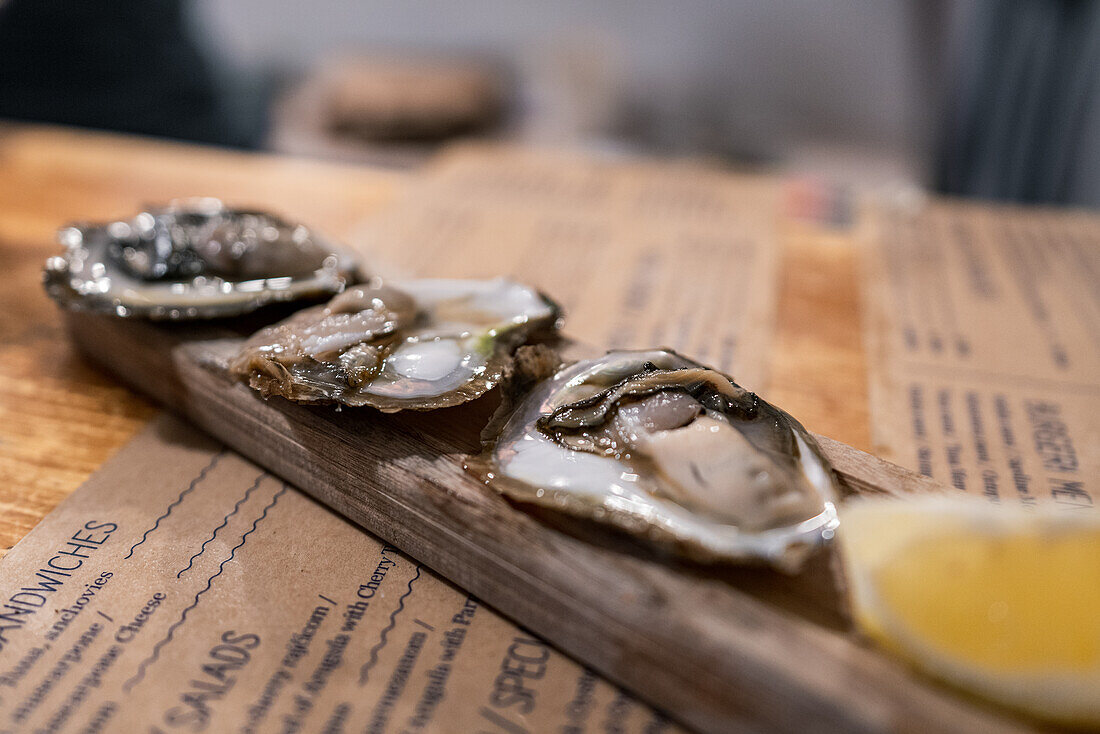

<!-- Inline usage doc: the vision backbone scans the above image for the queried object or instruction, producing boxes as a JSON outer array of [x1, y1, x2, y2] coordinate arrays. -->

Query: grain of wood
[[768, 220, 871, 451]]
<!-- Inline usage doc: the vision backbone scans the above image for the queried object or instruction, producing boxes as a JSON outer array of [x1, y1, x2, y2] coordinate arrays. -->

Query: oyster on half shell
[[43, 198, 360, 320], [468, 348, 840, 570], [230, 277, 561, 412]]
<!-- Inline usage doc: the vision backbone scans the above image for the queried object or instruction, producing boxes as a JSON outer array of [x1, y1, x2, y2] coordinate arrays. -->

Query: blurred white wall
[[195, 0, 933, 182]]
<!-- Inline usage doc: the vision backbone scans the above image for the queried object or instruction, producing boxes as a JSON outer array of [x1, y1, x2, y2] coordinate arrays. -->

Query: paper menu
[[0, 416, 679, 734], [863, 200, 1099, 507], [353, 144, 782, 391]]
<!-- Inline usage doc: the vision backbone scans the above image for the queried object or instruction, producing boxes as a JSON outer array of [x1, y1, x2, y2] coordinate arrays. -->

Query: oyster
[[43, 198, 359, 319], [230, 277, 561, 411], [469, 349, 840, 570]]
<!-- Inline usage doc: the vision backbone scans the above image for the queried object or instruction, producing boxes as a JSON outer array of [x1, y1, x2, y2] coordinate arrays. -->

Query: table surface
[[0, 123, 868, 555]]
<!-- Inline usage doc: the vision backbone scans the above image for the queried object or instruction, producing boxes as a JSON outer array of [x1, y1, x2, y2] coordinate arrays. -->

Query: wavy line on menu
[[177, 472, 267, 578], [125, 451, 224, 560], [122, 484, 287, 693], [359, 564, 421, 685]]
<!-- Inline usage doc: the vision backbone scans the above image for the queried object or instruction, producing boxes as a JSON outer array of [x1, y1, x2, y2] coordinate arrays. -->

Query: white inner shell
[[492, 350, 839, 566], [364, 278, 555, 399]]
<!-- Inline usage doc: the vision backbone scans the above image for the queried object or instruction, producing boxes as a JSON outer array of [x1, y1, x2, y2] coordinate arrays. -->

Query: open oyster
[[469, 348, 840, 570], [43, 198, 359, 319], [230, 277, 561, 411]]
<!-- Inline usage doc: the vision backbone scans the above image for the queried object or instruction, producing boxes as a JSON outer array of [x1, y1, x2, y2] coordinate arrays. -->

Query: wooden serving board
[[64, 312, 1028, 734]]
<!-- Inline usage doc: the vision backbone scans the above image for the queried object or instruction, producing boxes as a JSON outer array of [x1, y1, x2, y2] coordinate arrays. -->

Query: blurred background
[[0, 0, 1097, 207]]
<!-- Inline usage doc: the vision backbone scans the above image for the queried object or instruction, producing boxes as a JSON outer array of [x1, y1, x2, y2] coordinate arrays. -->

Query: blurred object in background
[[935, 0, 1100, 208], [202, 1, 926, 183], [515, 31, 629, 149], [270, 55, 505, 167], [0, 1, 1097, 207], [326, 57, 502, 141], [0, 0, 267, 148]]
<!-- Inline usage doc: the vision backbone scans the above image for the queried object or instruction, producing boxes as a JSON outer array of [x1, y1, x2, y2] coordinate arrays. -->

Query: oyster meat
[[43, 198, 360, 319], [469, 349, 840, 570], [230, 277, 561, 411]]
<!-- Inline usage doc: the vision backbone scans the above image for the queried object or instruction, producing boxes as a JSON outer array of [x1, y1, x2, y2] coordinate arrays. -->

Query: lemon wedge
[[838, 495, 1100, 727]]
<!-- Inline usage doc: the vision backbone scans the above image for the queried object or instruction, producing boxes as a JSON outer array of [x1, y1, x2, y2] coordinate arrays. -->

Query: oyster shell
[[43, 198, 360, 319], [469, 348, 840, 570], [230, 277, 561, 411]]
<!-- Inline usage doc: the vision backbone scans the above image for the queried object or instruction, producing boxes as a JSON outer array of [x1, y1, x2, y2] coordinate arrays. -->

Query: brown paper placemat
[[354, 144, 782, 390], [0, 143, 790, 733], [863, 200, 1099, 507], [0, 415, 680, 734]]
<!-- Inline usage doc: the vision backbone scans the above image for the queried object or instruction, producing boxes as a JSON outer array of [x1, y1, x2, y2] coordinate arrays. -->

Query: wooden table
[[0, 125, 406, 552], [0, 123, 868, 556], [18, 123, 1075, 734]]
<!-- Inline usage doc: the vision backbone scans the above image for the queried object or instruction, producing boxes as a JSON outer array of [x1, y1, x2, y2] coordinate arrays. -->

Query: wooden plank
[[63, 311, 1028, 734], [814, 434, 950, 499]]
